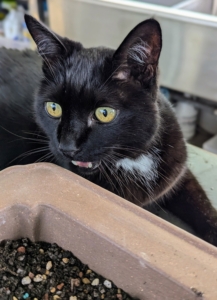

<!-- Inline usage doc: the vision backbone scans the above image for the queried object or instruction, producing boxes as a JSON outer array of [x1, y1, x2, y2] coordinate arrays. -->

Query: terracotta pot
[[0, 163, 217, 299]]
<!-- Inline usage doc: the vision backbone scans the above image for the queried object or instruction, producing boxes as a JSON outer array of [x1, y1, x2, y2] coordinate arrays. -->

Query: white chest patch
[[116, 152, 159, 182]]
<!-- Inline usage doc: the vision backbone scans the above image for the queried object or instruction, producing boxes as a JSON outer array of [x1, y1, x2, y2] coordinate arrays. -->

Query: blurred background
[[1, 0, 217, 155]]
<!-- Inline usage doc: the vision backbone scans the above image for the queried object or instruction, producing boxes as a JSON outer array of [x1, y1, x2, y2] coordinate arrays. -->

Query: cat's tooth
[[88, 162, 93, 168], [71, 161, 78, 166]]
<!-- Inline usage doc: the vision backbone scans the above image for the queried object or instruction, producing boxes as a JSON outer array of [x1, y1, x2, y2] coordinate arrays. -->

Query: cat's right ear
[[24, 14, 67, 60], [112, 19, 162, 86]]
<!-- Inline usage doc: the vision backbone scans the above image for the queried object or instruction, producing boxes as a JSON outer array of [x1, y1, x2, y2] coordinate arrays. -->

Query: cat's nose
[[59, 143, 79, 159]]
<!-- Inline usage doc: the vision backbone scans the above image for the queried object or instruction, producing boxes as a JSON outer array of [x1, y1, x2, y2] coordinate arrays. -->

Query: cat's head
[[25, 15, 162, 176]]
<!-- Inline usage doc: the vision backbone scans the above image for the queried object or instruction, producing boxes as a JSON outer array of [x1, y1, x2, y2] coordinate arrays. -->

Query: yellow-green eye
[[45, 102, 62, 118], [95, 107, 117, 123]]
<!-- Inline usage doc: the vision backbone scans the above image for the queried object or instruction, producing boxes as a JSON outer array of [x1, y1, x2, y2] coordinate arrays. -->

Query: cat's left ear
[[24, 14, 67, 60], [112, 19, 162, 85]]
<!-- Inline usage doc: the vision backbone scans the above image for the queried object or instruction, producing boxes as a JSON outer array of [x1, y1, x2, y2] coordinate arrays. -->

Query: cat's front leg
[[161, 169, 217, 246]]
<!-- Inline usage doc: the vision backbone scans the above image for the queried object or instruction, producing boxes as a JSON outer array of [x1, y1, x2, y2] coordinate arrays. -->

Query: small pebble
[[73, 278, 80, 287], [70, 297, 77, 300], [17, 246, 26, 253], [93, 291, 99, 297], [103, 279, 112, 288], [50, 287, 56, 293], [43, 294, 49, 300], [53, 296, 61, 300], [33, 274, 43, 282], [78, 271, 83, 278], [57, 283, 64, 290], [100, 288, 106, 294], [117, 294, 123, 300], [46, 261, 52, 270], [17, 268, 25, 276], [28, 272, 34, 279], [45, 269, 50, 275], [18, 255, 25, 261], [23, 293, 29, 299], [13, 297, 18, 300], [43, 274, 47, 280], [28, 284, 34, 290], [70, 278, 74, 291], [21, 276, 31, 285], [39, 248, 44, 254], [86, 269, 92, 274], [82, 278, 90, 284], [91, 278, 99, 286], [33, 298, 38, 300], [62, 257, 69, 264]]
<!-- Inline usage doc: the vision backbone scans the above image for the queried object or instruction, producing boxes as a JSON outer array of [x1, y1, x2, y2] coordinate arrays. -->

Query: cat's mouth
[[71, 160, 100, 170]]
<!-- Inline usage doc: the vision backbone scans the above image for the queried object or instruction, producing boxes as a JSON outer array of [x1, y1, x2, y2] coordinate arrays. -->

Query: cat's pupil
[[102, 109, 108, 117], [51, 103, 56, 111]]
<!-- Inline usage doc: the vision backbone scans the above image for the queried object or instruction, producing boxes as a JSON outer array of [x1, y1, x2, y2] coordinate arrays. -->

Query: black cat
[[0, 15, 216, 246]]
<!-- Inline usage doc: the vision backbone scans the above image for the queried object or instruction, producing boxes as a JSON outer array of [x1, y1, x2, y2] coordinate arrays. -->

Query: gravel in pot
[[0, 238, 138, 300]]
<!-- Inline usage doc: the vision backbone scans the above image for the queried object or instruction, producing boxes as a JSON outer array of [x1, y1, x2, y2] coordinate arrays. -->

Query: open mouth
[[71, 160, 100, 171]]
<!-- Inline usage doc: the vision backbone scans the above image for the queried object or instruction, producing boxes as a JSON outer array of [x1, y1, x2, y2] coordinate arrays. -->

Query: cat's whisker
[[8, 146, 50, 165], [108, 148, 170, 183], [104, 152, 166, 209], [121, 168, 164, 208], [99, 163, 119, 196], [102, 158, 127, 200], [103, 147, 169, 184], [124, 164, 168, 211], [48, 156, 56, 164], [22, 131, 48, 140], [103, 145, 148, 155], [120, 171, 148, 205], [102, 154, 145, 205], [18, 146, 50, 158], [42, 75, 53, 86], [0, 126, 48, 143], [7, 138, 49, 145], [34, 152, 55, 163]]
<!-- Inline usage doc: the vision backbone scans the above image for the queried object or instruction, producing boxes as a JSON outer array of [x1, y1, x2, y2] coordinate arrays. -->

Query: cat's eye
[[94, 107, 117, 123], [45, 102, 62, 118]]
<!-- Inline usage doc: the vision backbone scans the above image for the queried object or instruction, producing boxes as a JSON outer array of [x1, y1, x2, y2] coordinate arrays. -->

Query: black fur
[[0, 15, 217, 246], [0, 49, 47, 169]]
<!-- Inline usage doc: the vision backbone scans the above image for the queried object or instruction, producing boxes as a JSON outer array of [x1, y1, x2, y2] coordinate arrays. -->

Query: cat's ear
[[112, 19, 162, 85], [24, 14, 66, 59]]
